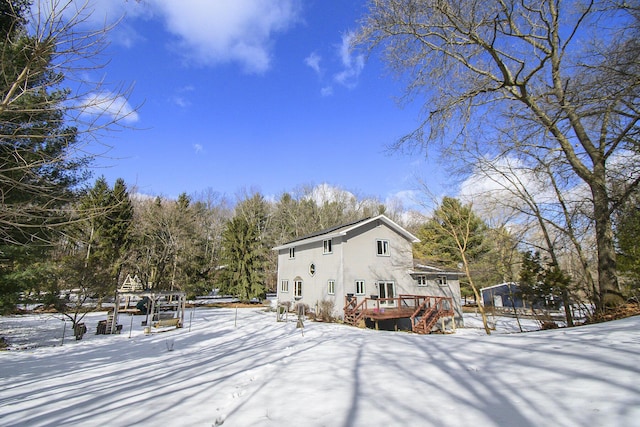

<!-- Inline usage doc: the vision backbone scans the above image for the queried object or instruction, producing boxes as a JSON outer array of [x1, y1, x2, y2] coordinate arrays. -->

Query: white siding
[[274, 215, 462, 322]]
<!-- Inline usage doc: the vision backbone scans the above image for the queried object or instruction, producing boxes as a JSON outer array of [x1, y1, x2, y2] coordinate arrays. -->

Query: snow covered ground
[[1, 308, 639, 426]]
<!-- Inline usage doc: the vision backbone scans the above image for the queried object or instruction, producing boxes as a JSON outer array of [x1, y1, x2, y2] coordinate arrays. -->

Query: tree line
[[2, 175, 638, 320]]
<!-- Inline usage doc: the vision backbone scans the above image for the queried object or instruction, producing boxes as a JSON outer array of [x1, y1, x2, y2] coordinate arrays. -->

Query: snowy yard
[[1, 308, 639, 426]]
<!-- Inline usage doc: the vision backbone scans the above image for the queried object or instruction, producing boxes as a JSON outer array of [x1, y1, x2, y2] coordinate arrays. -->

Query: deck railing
[[344, 294, 454, 334]]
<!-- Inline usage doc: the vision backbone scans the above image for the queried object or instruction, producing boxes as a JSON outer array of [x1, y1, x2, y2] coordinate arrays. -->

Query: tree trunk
[[460, 252, 491, 335], [592, 183, 624, 309]]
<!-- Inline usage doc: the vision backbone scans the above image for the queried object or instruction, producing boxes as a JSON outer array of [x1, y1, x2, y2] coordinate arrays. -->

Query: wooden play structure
[[114, 290, 186, 331], [99, 275, 187, 334]]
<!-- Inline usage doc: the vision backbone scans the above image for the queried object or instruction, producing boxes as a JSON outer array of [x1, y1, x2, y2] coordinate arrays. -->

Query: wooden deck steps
[[344, 294, 454, 334]]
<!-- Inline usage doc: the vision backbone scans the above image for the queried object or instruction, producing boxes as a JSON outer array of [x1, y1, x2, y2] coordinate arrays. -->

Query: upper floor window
[[327, 280, 335, 295], [289, 247, 295, 259], [437, 276, 448, 286], [323, 239, 332, 254], [280, 279, 289, 293], [309, 263, 316, 276], [355, 280, 365, 295], [417, 276, 427, 286], [376, 239, 390, 256]]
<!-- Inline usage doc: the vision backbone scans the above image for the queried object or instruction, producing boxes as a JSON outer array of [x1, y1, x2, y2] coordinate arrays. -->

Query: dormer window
[[376, 239, 390, 256], [323, 239, 332, 254], [417, 276, 427, 286], [289, 247, 295, 259]]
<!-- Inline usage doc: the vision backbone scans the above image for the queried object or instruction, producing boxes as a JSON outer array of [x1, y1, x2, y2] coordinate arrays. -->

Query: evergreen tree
[[218, 194, 270, 300], [415, 197, 493, 333], [0, 2, 87, 311], [0, 1, 136, 311], [0, 0, 87, 245], [414, 197, 491, 268], [46, 177, 133, 323], [519, 251, 571, 312], [107, 179, 134, 289], [0, 0, 107, 310], [615, 191, 640, 291]]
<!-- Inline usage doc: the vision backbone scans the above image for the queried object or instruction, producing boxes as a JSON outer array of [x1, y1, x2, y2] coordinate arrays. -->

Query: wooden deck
[[344, 294, 455, 334]]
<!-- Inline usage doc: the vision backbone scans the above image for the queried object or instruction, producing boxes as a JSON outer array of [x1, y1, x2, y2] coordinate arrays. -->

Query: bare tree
[[429, 196, 493, 334], [464, 153, 594, 323], [356, 0, 640, 309]]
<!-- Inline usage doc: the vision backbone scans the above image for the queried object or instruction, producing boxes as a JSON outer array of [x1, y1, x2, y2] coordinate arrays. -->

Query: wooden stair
[[343, 296, 366, 326], [411, 297, 454, 334], [344, 295, 455, 334]]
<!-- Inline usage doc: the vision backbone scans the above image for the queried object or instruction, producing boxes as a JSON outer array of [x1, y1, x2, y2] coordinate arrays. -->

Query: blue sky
[[62, 0, 445, 206]]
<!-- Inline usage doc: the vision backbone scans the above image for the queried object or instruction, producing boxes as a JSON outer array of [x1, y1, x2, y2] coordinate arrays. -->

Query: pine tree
[[615, 192, 640, 290], [50, 177, 133, 321], [0, 1, 86, 245], [415, 197, 493, 334], [218, 194, 270, 301], [107, 179, 134, 289], [519, 251, 571, 313], [0, 2, 86, 311]]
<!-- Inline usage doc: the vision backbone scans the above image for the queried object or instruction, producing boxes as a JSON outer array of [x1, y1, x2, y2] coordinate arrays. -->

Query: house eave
[[272, 214, 420, 251], [411, 263, 465, 277], [272, 230, 349, 251]]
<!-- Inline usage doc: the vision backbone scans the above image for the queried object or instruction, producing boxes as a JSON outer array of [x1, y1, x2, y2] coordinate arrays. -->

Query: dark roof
[[283, 217, 371, 246], [411, 263, 465, 276], [272, 214, 420, 251]]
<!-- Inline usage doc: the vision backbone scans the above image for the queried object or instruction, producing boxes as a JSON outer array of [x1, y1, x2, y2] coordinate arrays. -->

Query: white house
[[273, 215, 463, 332]]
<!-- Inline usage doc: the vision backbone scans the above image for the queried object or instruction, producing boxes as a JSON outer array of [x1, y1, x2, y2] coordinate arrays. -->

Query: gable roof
[[479, 282, 520, 292], [272, 214, 419, 251]]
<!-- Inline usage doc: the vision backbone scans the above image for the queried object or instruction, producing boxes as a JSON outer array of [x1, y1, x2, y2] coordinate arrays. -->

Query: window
[[280, 280, 289, 293], [376, 239, 390, 256], [294, 279, 303, 298], [355, 280, 365, 295], [417, 276, 427, 286], [327, 280, 335, 295], [323, 239, 332, 254], [289, 247, 295, 259], [437, 276, 448, 286], [309, 263, 316, 276]]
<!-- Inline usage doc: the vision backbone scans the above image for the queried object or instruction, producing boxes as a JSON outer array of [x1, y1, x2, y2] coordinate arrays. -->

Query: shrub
[[316, 300, 335, 322]]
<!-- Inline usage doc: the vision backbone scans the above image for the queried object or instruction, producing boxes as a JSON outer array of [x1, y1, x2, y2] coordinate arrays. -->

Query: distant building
[[480, 282, 561, 310], [481, 282, 525, 308]]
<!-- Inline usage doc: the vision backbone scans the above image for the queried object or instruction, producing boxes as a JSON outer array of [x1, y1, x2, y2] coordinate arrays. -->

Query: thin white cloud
[[304, 52, 322, 76], [149, 0, 301, 73], [193, 143, 204, 154], [110, 23, 146, 49], [173, 97, 191, 108], [312, 31, 366, 96], [333, 31, 365, 88], [320, 86, 334, 97], [172, 85, 195, 108], [81, 92, 139, 124]]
